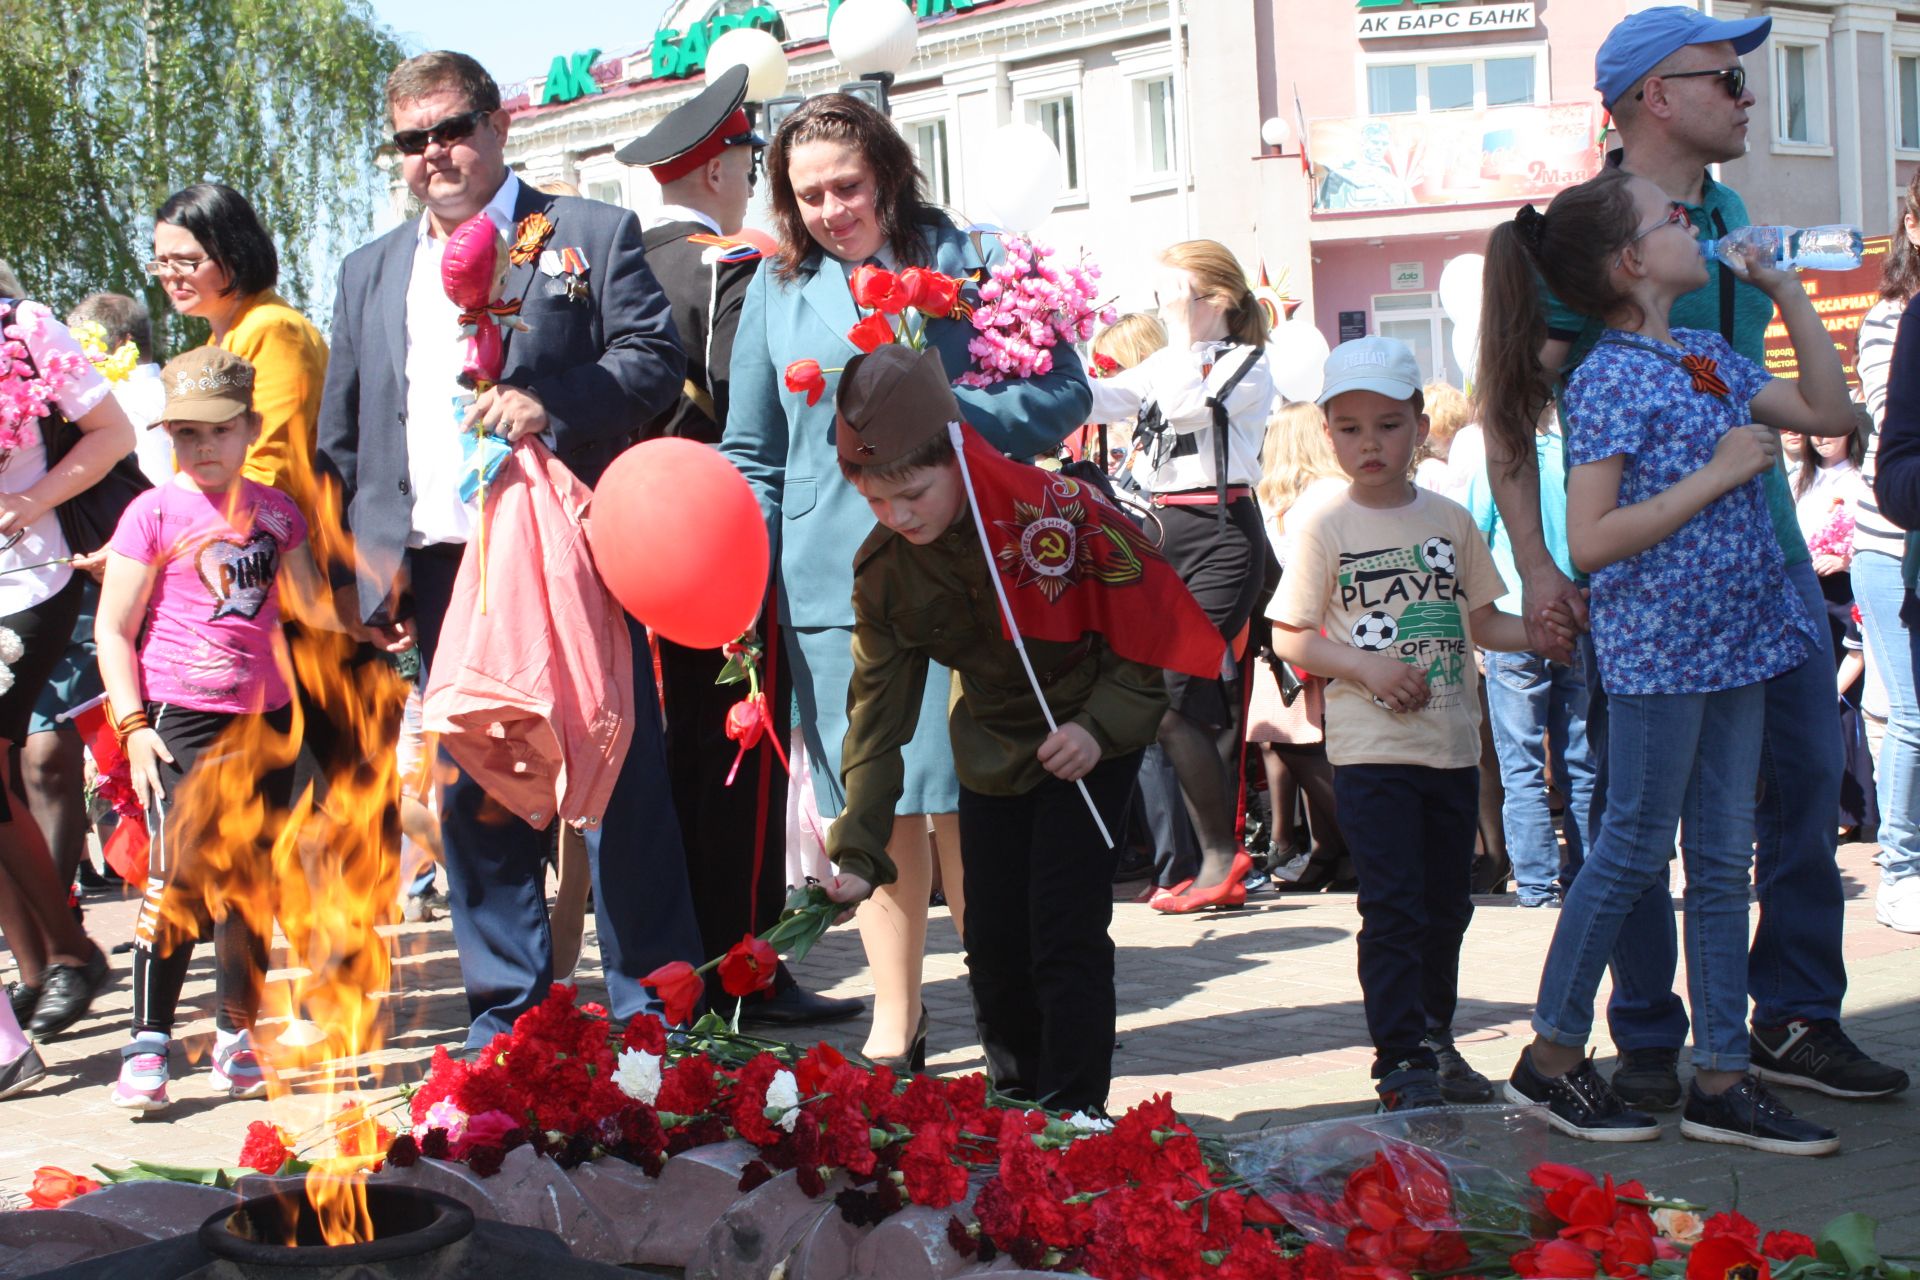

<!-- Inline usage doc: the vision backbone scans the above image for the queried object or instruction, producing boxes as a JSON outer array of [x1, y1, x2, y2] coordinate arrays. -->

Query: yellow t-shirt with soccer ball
[[1271, 488, 1506, 769]]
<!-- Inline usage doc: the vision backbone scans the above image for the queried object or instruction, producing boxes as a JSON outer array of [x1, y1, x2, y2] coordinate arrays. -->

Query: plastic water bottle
[[1699, 224, 1864, 271]]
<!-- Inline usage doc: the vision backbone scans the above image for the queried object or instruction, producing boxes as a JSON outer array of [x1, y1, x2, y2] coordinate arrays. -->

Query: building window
[[1774, 41, 1827, 146], [588, 180, 623, 208], [1362, 51, 1544, 115], [1372, 292, 1463, 386], [1134, 75, 1177, 179], [1027, 95, 1081, 193], [908, 118, 951, 207], [1901, 54, 1920, 151]]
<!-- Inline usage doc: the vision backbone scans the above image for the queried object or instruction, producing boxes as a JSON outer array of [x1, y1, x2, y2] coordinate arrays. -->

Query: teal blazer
[[721, 217, 1093, 629]]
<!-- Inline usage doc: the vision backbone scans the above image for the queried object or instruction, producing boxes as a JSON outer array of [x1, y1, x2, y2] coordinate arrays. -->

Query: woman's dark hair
[[765, 94, 934, 282], [1475, 167, 1640, 477], [156, 183, 279, 298], [1793, 407, 1872, 497], [1880, 168, 1920, 302]]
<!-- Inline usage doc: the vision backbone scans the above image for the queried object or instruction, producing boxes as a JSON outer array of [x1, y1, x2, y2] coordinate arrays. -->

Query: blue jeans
[[1597, 559, 1848, 1045], [1485, 649, 1599, 904], [1534, 683, 1766, 1070], [1853, 550, 1920, 883]]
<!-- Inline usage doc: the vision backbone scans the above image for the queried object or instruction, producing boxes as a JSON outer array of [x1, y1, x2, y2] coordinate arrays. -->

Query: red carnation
[[623, 1013, 668, 1055], [1688, 1231, 1771, 1280], [899, 267, 961, 317], [639, 960, 704, 1026], [784, 359, 827, 406], [1703, 1212, 1762, 1245], [847, 311, 897, 353], [1761, 1230, 1816, 1261], [718, 934, 779, 998], [238, 1121, 294, 1175], [850, 264, 909, 314]]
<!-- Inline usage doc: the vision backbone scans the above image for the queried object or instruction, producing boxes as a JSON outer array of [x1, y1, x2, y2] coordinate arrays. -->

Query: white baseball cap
[[1317, 336, 1424, 407]]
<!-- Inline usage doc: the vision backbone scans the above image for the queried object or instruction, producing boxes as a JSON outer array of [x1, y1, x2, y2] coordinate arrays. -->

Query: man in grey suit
[[317, 50, 703, 1045]]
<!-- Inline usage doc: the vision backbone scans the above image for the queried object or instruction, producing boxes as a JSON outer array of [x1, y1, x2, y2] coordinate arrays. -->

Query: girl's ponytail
[[1476, 215, 1554, 479]]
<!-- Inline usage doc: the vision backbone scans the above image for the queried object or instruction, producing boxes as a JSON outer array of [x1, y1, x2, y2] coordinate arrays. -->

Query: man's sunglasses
[[1636, 65, 1745, 102], [392, 109, 490, 156]]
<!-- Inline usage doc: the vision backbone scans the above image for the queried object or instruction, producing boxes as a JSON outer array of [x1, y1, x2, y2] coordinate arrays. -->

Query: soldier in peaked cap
[[619, 68, 862, 1028]]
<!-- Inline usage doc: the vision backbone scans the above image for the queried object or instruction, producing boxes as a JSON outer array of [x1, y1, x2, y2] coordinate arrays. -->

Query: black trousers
[[957, 751, 1140, 1112], [1331, 762, 1478, 1077], [1154, 497, 1263, 728]]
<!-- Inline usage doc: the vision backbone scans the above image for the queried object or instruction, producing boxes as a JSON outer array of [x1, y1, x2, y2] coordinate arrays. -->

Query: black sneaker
[[1679, 1076, 1840, 1156], [1610, 1046, 1684, 1111], [26, 947, 109, 1039], [1505, 1048, 1661, 1142], [1376, 1061, 1446, 1113], [0, 1045, 47, 1100], [1751, 1019, 1911, 1100], [1424, 1034, 1494, 1103], [7, 980, 40, 1025]]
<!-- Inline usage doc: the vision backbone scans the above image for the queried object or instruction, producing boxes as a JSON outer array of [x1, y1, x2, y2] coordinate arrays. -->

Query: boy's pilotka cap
[[1316, 336, 1422, 407], [1594, 6, 1770, 109], [161, 347, 255, 423], [835, 344, 960, 466]]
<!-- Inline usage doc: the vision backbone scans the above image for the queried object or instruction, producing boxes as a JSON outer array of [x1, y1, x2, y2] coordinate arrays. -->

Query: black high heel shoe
[[869, 1006, 930, 1075]]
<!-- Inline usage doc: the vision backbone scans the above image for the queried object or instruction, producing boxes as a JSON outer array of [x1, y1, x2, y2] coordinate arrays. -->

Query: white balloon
[[1450, 321, 1479, 388], [1268, 319, 1332, 404], [1437, 254, 1485, 324], [975, 124, 1064, 233], [707, 27, 789, 101], [829, 0, 920, 80]]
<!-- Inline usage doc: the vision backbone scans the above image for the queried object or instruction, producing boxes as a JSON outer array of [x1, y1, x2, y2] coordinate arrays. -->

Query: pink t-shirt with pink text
[[110, 477, 307, 714]]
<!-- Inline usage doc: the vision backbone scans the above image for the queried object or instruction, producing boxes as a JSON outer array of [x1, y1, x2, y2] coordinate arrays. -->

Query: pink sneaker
[[211, 1039, 268, 1099], [111, 1044, 171, 1113]]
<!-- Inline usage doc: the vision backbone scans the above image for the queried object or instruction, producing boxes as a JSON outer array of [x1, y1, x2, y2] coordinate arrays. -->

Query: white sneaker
[[1876, 874, 1920, 934]]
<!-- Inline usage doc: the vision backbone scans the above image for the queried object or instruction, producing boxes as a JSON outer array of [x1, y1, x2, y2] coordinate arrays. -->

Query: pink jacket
[[422, 440, 633, 827]]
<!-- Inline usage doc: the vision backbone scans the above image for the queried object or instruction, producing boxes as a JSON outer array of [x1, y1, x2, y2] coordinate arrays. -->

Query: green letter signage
[[652, 5, 781, 80], [540, 49, 601, 104]]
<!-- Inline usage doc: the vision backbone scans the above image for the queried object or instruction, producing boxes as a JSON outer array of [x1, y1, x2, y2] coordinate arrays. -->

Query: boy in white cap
[[1270, 336, 1545, 1113]]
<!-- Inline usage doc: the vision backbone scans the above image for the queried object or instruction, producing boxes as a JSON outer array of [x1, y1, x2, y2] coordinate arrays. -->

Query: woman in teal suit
[[722, 94, 1091, 1066]]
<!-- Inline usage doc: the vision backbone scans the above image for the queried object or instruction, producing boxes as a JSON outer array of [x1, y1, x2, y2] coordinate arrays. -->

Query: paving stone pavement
[[4, 842, 1915, 1251]]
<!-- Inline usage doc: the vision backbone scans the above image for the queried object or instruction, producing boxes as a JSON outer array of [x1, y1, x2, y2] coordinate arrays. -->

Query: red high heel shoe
[[1143, 877, 1195, 908], [1152, 851, 1252, 914]]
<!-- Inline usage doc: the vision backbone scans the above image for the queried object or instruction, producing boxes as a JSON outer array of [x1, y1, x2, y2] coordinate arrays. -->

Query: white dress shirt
[[404, 171, 523, 547], [1087, 340, 1275, 494], [644, 204, 721, 234], [116, 363, 175, 486]]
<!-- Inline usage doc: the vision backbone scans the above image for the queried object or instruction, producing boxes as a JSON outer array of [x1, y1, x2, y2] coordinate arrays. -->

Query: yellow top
[[214, 290, 328, 523]]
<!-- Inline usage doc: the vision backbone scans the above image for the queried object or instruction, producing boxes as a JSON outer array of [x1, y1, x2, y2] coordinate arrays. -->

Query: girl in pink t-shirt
[[94, 347, 340, 1113]]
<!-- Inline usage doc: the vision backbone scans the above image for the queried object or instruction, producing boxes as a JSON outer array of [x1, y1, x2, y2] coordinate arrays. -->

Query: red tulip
[[639, 959, 704, 1026], [784, 359, 827, 406], [847, 311, 897, 353], [726, 694, 769, 748], [717, 934, 779, 998], [25, 1167, 100, 1209], [899, 267, 961, 317], [850, 263, 909, 313], [1687, 1232, 1771, 1280]]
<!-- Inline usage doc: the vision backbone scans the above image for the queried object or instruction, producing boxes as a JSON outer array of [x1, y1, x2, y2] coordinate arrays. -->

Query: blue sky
[[368, 0, 675, 86]]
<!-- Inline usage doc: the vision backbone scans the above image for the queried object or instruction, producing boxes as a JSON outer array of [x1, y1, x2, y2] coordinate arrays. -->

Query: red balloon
[[588, 439, 769, 648]]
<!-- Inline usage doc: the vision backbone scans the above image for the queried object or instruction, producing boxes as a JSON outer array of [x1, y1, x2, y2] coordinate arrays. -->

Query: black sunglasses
[[1636, 65, 1745, 102], [392, 109, 490, 156]]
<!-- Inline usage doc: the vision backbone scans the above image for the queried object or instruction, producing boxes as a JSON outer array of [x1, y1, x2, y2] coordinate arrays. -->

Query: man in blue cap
[[1483, 4, 1910, 1135]]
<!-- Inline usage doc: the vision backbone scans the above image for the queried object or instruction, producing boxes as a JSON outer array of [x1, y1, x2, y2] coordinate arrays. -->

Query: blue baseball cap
[[1594, 6, 1771, 109]]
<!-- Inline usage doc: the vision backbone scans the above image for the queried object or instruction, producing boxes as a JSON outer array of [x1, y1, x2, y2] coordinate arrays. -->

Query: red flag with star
[[955, 425, 1225, 679]]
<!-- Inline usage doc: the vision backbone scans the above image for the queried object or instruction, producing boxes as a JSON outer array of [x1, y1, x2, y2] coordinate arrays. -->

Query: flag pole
[[947, 421, 1115, 848]]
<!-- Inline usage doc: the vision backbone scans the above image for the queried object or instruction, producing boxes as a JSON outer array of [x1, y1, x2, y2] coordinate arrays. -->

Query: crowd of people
[[1, 5, 1916, 1163]]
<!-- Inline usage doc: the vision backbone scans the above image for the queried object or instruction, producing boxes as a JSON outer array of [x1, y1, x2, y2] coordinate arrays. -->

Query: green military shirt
[[1546, 168, 1808, 566], [826, 513, 1168, 888]]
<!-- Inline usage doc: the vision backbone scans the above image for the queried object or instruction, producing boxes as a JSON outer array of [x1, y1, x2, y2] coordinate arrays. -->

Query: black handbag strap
[[1205, 344, 1261, 531], [1711, 208, 1735, 341]]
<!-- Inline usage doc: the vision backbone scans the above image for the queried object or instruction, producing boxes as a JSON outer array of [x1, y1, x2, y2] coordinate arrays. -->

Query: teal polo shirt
[[1544, 170, 1807, 566]]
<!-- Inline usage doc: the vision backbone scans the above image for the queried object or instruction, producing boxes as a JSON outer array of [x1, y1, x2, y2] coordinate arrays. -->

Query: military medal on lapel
[[560, 247, 592, 304]]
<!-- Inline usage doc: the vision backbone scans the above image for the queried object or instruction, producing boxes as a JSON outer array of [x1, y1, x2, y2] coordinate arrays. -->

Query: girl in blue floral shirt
[[1477, 168, 1856, 1154]]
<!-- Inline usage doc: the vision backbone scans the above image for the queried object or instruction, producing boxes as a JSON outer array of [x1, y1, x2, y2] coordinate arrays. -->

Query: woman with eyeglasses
[[0, 260, 136, 1059], [151, 184, 328, 525], [720, 93, 1090, 1074]]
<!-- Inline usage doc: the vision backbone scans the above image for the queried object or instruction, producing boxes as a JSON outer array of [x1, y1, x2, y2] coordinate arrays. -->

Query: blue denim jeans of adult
[[1595, 559, 1847, 1048], [1853, 549, 1920, 884], [1534, 682, 1766, 1070], [1485, 649, 1599, 904]]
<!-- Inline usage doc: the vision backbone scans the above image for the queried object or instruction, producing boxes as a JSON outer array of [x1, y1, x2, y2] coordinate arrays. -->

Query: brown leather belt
[[1152, 486, 1253, 508]]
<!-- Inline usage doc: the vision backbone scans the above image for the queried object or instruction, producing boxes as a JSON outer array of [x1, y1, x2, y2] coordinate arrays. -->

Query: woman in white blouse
[[1088, 241, 1277, 912]]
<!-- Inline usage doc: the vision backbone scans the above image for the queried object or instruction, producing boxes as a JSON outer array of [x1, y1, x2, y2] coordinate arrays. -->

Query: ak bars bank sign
[[1357, 0, 1537, 39]]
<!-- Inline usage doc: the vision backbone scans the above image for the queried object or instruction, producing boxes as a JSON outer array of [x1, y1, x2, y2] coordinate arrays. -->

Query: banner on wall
[[1762, 235, 1891, 389], [1309, 102, 1604, 213]]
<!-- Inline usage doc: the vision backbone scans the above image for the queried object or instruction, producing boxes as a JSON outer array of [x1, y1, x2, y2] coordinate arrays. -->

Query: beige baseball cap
[[161, 347, 256, 423]]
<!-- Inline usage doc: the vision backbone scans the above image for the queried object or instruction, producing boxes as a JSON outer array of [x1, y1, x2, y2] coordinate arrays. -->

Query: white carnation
[[766, 1068, 800, 1132], [1064, 1110, 1113, 1133], [615, 1047, 662, 1104], [0, 626, 22, 666]]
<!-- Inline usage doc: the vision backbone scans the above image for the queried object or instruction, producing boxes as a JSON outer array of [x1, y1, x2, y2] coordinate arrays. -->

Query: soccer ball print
[[1420, 536, 1456, 576], [1350, 610, 1398, 651]]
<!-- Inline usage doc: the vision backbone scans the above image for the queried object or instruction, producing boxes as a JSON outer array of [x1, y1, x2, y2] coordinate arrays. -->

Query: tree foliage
[[0, 0, 405, 351]]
